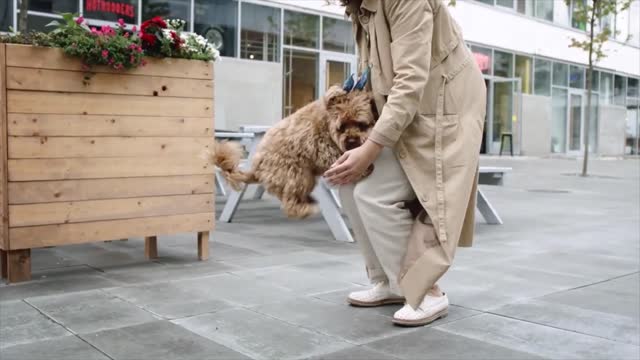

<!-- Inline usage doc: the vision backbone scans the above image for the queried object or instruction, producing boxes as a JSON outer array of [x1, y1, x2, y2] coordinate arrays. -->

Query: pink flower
[[130, 55, 136, 64], [124, 32, 130, 38], [101, 50, 109, 58], [114, 63, 123, 70], [118, 19, 125, 27], [90, 27, 99, 35], [100, 25, 115, 36], [75, 16, 85, 25], [132, 26, 137, 32]]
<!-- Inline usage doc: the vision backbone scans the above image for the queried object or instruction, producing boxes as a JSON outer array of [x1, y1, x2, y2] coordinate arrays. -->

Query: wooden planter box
[[0, 44, 216, 283]]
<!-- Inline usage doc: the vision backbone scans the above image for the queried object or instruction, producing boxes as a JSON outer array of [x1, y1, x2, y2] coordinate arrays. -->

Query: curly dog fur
[[211, 86, 377, 219]]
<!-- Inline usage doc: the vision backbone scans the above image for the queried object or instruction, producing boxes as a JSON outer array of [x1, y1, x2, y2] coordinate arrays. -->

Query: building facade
[[1, 0, 639, 156]]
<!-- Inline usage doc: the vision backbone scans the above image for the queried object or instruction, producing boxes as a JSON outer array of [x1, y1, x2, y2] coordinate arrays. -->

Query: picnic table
[[215, 126, 510, 243]]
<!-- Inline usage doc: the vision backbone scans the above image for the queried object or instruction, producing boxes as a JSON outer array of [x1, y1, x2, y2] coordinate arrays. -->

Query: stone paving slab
[[0, 335, 110, 360], [436, 313, 640, 359], [25, 289, 159, 335], [366, 326, 548, 360], [174, 308, 350, 360], [0, 300, 72, 349], [82, 320, 250, 360]]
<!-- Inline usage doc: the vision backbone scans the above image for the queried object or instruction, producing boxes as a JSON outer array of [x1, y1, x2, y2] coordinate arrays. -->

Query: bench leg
[[252, 185, 266, 200], [144, 236, 158, 259], [219, 184, 247, 223], [215, 171, 227, 197], [4, 249, 31, 283], [198, 231, 210, 261], [313, 182, 354, 243], [477, 188, 503, 225]]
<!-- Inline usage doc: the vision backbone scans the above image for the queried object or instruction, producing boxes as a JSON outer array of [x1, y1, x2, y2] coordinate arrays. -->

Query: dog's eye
[[357, 123, 369, 131], [338, 124, 347, 132]]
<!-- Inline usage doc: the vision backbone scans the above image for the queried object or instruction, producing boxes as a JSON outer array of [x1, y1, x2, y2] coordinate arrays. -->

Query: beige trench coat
[[347, 0, 486, 308]]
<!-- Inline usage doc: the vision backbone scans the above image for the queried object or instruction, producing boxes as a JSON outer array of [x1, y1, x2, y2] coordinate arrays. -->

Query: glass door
[[319, 53, 356, 92], [485, 77, 522, 154], [568, 92, 584, 153]]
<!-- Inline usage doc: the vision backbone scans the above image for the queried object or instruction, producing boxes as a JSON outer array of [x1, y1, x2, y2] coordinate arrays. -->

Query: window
[[323, 18, 354, 54], [284, 49, 318, 116], [615, 75, 627, 105], [628, 78, 639, 98], [551, 88, 568, 153], [143, 0, 190, 28], [86, 0, 137, 24], [534, 58, 551, 96], [615, 5, 629, 42], [571, 0, 587, 31], [515, 55, 532, 94], [600, 72, 614, 104], [29, 0, 78, 13], [284, 11, 319, 49], [590, 70, 599, 91], [1, 0, 13, 31], [570, 65, 584, 88], [477, 0, 495, 5], [493, 50, 513, 78], [24, 15, 58, 33], [553, 62, 568, 87], [194, 0, 237, 58], [240, 3, 280, 62], [471, 46, 492, 75], [535, 0, 553, 21], [516, 0, 533, 16], [628, 1, 639, 46], [496, 0, 514, 8]]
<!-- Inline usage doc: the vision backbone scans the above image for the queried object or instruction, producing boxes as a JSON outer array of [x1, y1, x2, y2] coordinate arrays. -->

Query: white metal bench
[[215, 126, 510, 242]]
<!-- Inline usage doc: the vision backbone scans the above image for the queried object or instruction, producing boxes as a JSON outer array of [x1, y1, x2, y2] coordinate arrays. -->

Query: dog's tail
[[207, 141, 253, 191]]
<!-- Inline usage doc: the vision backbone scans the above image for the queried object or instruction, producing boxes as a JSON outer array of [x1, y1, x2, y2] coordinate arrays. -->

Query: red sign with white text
[[85, 0, 136, 23]]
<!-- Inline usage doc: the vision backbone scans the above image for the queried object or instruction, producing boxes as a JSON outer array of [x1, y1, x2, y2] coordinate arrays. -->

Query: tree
[[566, 0, 633, 176], [18, 0, 29, 32]]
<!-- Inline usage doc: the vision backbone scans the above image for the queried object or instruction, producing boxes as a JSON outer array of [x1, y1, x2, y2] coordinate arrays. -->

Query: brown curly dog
[[212, 85, 377, 219]]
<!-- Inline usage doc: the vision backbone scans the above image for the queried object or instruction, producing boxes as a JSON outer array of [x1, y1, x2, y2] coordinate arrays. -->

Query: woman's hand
[[324, 140, 383, 186]]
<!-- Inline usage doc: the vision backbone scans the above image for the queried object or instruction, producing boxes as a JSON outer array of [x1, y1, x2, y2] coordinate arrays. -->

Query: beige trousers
[[339, 148, 415, 295]]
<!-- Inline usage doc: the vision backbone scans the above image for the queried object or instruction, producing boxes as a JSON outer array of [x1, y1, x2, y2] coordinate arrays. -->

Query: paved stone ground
[[0, 157, 638, 360]]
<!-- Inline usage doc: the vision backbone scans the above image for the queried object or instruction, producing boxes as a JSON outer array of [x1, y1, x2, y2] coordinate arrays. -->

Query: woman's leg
[[341, 147, 416, 295]]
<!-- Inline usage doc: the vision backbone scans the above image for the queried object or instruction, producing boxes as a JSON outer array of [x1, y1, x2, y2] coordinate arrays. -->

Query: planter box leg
[[198, 232, 209, 261], [145, 236, 158, 260], [1, 250, 7, 279], [6, 249, 31, 283]]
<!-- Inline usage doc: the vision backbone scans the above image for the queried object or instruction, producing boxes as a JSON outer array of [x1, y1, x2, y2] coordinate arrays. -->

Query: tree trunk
[[582, 0, 598, 177], [18, 0, 29, 32]]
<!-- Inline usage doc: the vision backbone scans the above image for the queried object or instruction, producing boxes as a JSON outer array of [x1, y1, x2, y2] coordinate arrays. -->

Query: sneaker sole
[[348, 297, 406, 307], [392, 309, 448, 327]]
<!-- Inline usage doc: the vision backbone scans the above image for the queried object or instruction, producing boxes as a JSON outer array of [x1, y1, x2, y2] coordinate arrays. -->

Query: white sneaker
[[392, 293, 449, 326], [347, 282, 405, 307]]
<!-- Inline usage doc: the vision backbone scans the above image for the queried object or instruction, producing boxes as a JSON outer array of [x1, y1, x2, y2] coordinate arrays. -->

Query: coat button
[[398, 150, 406, 159], [361, 15, 370, 24]]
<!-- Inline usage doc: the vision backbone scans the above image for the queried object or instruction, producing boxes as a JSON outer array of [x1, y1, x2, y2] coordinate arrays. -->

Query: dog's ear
[[324, 85, 346, 108]]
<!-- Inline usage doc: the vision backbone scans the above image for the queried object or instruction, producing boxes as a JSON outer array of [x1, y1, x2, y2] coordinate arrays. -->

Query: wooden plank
[[8, 91, 213, 118], [8, 175, 214, 204], [9, 212, 214, 249], [8, 114, 213, 137], [145, 236, 158, 259], [0, 44, 8, 250], [9, 194, 214, 227], [5, 44, 213, 80], [198, 231, 209, 261], [9, 136, 213, 159], [7, 67, 213, 99], [8, 157, 212, 181], [5, 249, 31, 282], [1, 249, 7, 278]]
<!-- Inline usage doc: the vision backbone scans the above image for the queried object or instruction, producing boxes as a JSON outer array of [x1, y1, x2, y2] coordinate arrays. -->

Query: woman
[[324, 0, 486, 327]]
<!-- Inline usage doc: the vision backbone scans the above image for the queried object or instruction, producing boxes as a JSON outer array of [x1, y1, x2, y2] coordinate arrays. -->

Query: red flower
[[170, 31, 183, 49], [141, 33, 156, 46], [141, 16, 167, 32], [75, 16, 85, 25], [101, 49, 109, 58]]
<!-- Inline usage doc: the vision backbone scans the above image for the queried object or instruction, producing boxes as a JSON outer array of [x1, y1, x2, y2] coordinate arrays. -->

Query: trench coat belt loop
[[435, 74, 448, 243]]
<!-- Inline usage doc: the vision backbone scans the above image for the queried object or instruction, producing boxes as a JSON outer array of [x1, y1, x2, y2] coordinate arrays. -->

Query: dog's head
[[324, 86, 378, 152]]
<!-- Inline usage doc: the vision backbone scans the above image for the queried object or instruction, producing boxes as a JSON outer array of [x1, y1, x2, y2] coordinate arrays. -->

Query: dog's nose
[[345, 138, 360, 150]]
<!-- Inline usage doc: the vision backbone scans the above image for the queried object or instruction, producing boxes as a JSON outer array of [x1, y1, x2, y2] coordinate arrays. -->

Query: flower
[[101, 50, 109, 58], [118, 18, 125, 28], [75, 16, 85, 25], [141, 33, 156, 46], [141, 59, 148, 66], [132, 26, 137, 32]]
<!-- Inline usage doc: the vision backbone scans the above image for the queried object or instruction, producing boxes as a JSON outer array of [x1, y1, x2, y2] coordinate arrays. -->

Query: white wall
[[521, 94, 552, 156], [598, 105, 628, 156], [447, 1, 640, 76], [214, 58, 283, 131]]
